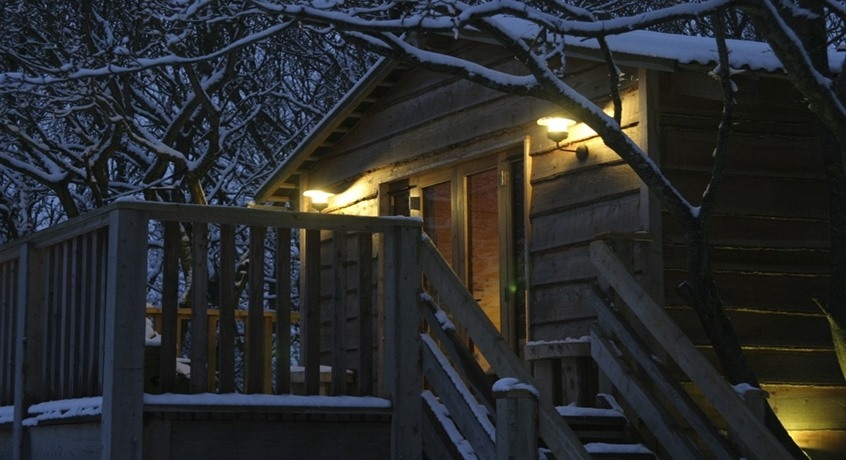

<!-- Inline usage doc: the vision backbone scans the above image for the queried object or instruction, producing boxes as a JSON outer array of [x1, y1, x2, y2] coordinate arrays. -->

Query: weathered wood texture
[[591, 240, 792, 459], [301, 44, 636, 218], [528, 87, 647, 341], [658, 69, 842, 450], [143, 412, 391, 460], [0, 225, 111, 409], [419, 237, 592, 459], [0, 254, 19, 406], [0, 202, 424, 460]]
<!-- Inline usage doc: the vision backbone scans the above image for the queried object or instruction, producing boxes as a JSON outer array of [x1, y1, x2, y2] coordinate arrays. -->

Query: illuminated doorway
[[384, 150, 526, 352]]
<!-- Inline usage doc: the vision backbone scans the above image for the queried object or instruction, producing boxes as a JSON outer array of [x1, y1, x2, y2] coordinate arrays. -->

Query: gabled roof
[[254, 28, 845, 204]]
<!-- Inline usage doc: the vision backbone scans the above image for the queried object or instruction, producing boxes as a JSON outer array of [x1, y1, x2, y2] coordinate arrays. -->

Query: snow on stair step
[[557, 405, 629, 443]]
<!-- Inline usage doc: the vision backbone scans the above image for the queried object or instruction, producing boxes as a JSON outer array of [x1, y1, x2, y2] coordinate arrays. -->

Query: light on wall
[[303, 189, 334, 212], [537, 116, 589, 160]]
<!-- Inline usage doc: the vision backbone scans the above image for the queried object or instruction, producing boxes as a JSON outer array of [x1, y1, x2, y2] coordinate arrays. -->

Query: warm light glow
[[303, 189, 334, 211], [537, 116, 576, 143]]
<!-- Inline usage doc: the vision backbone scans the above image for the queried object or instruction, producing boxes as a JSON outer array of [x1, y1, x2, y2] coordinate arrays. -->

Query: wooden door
[[386, 151, 525, 351]]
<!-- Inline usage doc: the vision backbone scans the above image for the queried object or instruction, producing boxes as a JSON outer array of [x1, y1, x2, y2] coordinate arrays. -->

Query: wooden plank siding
[[303, 43, 632, 219], [657, 68, 845, 451], [528, 87, 646, 341]]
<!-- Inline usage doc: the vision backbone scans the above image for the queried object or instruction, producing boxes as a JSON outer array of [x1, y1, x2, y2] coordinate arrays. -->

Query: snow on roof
[[567, 30, 844, 73], [492, 16, 844, 73]]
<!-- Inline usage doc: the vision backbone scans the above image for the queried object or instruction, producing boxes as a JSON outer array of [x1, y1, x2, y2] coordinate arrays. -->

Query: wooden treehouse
[[1, 29, 844, 460]]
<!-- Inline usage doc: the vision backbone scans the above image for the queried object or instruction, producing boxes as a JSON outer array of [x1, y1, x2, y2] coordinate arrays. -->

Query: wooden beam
[[159, 222, 180, 393], [331, 231, 348, 396], [274, 227, 292, 395], [590, 328, 705, 459], [247, 226, 266, 394], [384, 226, 422, 460], [494, 382, 538, 460], [419, 236, 591, 460], [589, 240, 793, 459], [357, 233, 374, 396], [190, 223, 209, 394], [589, 285, 736, 459], [102, 208, 148, 460], [218, 224, 236, 394], [302, 229, 321, 396], [421, 335, 495, 459]]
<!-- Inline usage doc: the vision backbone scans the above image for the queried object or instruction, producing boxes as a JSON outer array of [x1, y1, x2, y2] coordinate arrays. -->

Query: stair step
[[557, 405, 629, 443], [585, 442, 656, 460]]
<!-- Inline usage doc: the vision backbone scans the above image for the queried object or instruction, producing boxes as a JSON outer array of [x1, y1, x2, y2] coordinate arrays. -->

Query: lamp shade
[[303, 189, 334, 211], [537, 116, 575, 143]]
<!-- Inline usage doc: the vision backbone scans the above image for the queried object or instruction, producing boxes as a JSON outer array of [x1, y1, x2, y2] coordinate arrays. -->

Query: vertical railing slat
[[190, 223, 209, 394], [274, 227, 292, 394], [302, 228, 321, 395], [246, 226, 266, 394], [357, 233, 374, 396], [69, 236, 80, 398], [159, 222, 181, 393], [79, 233, 92, 397], [331, 231, 348, 395], [218, 224, 236, 393], [47, 245, 59, 399], [96, 228, 108, 393], [13, 244, 37, 460], [0, 260, 10, 404], [60, 239, 71, 398]]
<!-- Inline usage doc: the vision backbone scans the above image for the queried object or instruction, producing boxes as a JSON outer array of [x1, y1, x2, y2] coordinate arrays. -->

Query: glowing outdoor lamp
[[303, 189, 334, 212], [537, 116, 589, 160]]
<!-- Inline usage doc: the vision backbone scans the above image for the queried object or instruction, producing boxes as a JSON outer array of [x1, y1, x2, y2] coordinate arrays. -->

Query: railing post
[[102, 208, 148, 460], [13, 243, 44, 460], [494, 379, 539, 460], [383, 225, 422, 460]]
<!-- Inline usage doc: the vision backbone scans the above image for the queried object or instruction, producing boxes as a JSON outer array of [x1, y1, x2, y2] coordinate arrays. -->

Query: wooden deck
[[0, 202, 422, 460]]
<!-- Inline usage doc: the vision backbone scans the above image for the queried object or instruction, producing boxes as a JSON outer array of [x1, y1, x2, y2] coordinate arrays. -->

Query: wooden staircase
[[418, 236, 659, 459], [417, 236, 794, 459]]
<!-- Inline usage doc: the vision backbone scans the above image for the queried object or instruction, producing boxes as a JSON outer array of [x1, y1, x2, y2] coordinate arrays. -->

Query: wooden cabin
[[0, 29, 843, 460], [253, 30, 846, 459]]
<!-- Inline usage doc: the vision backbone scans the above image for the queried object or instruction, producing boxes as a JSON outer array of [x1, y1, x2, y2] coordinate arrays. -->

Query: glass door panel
[[422, 181, 453, 267], [466, 168, 501, 331]]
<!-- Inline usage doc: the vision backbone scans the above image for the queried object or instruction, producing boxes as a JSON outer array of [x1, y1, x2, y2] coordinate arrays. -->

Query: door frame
[[383, 149, 525, 350]]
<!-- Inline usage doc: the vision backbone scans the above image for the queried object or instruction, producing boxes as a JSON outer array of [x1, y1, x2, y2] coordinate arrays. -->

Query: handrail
[[418, 235, 592, 459], [589, 240, 792, 459]]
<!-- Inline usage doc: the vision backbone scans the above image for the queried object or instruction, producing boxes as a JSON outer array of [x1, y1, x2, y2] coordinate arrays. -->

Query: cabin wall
[[657, 68, 845, 458], [303, 42, 618, 217], [527, 79, 649, 342]]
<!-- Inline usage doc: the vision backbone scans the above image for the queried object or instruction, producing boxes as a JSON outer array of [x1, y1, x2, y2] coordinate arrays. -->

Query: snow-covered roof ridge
[[492, 16, 844, 74]]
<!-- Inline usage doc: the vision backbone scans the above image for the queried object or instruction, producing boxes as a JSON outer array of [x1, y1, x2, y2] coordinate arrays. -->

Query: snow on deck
[[14, 393, 392, 427]]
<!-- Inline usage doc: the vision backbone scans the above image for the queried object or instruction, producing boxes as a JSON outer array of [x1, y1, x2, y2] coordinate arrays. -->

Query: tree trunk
[[679, 220, 808, 458]]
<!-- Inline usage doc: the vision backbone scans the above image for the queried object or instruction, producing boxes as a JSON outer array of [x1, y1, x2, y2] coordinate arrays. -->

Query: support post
[[102, 208, 148, 460], [383, 225, 422, 460], [495, 381, 538, 460], [13, 243, 43, 460]]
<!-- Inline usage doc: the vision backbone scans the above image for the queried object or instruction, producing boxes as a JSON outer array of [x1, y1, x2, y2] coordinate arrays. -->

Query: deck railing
[[0, 201, 423, 460]]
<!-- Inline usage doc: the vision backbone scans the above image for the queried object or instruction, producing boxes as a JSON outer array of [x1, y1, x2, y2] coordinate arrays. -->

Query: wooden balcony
[[0, 202, 423, 460]]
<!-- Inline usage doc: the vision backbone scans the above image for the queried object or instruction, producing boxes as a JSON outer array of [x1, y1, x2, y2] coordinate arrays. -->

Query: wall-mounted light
[[537, 116, 589, 160], [303, 189, 334, 212]]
